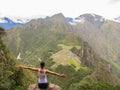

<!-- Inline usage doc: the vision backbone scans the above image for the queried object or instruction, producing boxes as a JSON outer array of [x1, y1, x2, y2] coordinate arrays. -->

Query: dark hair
[[40, 61, 45, 68]]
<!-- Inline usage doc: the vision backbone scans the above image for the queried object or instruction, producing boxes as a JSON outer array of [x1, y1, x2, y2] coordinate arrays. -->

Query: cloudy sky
[[0, 0, 120, 19]]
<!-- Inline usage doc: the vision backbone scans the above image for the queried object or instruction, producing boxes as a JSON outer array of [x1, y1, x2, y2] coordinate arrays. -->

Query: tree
[[0, 27, 6, 38]]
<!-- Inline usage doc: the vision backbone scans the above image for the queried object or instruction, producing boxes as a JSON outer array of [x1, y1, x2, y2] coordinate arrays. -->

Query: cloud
[[109, 0, 120, 4]]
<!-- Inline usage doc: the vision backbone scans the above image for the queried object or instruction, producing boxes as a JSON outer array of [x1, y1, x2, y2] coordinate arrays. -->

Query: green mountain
[[2, 13, 120, 90], [0, 27, 37, 90], [71, 13, 120, 77]]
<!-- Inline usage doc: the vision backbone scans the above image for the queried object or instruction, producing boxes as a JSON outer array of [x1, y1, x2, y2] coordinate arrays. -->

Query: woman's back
[[38, 69, 48, 83]]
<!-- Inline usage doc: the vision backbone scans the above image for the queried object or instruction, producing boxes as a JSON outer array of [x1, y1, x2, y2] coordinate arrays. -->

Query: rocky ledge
[[28, 83, 61, 90]]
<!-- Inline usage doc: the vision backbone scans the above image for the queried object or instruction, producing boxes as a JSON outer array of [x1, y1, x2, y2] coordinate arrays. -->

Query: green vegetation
[[51, 44, 82, 70], [0, 27, 6, 38], [68, 58, 85, 70], [2, 14, 120, 89], [69, 81, 120, 90], [0, 28, 37, 90], [48, 65, 92, 90], [75, 18, 120, 77]]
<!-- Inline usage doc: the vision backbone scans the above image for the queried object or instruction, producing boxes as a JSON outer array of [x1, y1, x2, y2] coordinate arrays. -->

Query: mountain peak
[[0, 16, 36, 29], [67, 13, 106, 26], [0, 17, 14, 24], [77, 13, 106, 27], [79, 13, 106, 22], [0, 17, 24, 29], [52, 13, 64, 18], [114, 16, 120, 23], [50, 13, 66, 22]]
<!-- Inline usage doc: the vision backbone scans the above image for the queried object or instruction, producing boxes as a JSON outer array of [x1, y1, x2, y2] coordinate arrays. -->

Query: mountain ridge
[[1, 13, 120, 30], [0, 16, 46, 30]]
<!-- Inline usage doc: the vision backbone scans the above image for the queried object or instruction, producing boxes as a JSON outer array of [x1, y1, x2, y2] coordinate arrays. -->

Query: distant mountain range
[[0, 17, 23, 29], [114, 16, 120, 22], [0, 14, 120, 30], [0, 16, 46, 29]]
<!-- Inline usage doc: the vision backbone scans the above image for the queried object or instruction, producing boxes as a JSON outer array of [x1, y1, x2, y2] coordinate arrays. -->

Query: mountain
[[0, 27, 37, 90], [71, 13, 120, 67], [1, 14, 118, 30], [0, 15, 47, 30], [3, 13, 120, 89], [66, 17, 74, 22], [68, 13, 106, 26], [0, 17, 26, 30], [114, 16, 120, 22], [69, 14, 120, 82]]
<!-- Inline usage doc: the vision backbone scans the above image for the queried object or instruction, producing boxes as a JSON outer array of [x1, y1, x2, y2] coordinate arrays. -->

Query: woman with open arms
[[19, 61, 66, 89]]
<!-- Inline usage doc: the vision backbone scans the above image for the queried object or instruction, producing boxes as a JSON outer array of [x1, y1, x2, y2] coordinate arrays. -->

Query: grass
[[51, 44, 87, 70], [58, 44, 81, 50], [68, 58, 81, 70]]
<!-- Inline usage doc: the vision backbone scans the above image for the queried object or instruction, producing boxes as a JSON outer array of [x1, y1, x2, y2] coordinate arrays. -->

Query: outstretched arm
[[46, 70, 66, 77], [18, 65, 38, 71]]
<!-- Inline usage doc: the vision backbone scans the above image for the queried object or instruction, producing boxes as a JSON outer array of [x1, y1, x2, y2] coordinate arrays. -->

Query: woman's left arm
[[46, 70, 66, 77]]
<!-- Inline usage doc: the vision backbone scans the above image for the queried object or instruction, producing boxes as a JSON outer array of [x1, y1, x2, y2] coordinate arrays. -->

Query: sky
[[0, 0, 120, 19]]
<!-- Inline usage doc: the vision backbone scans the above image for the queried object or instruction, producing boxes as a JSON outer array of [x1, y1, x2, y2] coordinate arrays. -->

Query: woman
[[19, 61, 66, 89]]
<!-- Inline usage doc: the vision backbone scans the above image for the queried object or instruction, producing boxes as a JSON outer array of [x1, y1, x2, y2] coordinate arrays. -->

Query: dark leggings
[[38, 83, 49, 89]]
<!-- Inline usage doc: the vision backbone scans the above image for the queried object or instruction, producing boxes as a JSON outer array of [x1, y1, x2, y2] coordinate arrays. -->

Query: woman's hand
[[18, 65, 25, 69], [60, 74, 66, 77]]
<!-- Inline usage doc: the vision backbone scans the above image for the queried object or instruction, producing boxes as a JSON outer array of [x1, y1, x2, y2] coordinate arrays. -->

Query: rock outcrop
[[28, 83, 61, 90]]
